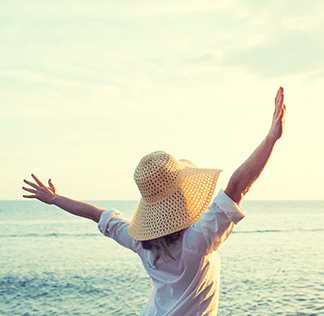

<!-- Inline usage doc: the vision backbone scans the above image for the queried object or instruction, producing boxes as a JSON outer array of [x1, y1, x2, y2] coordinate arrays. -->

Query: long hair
[[141, 229, 186, 266]]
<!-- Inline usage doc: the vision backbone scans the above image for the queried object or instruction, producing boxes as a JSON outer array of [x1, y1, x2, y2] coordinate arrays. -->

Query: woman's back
[[98, 190, 245, 316], [138, 236, 221, 316]]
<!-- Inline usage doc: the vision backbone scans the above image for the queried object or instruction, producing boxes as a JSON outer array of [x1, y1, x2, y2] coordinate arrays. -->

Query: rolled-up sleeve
[[213, 190, 245, 224], [184, 189, 246, 255], [98, 209, 137, 252]]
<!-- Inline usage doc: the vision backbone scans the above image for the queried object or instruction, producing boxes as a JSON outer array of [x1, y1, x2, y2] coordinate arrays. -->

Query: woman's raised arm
[[224, 87, 286, 205], [23, 174, 104, 222]]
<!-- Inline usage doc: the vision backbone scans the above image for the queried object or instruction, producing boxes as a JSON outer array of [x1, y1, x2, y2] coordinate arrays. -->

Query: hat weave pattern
[[128, 151, 222, 241]]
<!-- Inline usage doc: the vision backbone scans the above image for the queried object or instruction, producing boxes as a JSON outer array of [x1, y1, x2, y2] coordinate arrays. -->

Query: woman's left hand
[[23, 174, 57, 204]]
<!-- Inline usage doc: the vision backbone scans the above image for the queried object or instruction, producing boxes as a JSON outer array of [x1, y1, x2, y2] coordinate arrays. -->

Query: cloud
[[223, 32, 324, 77], [183, 0, 324, 78], [0, 0, 238, 19], [4, 69, 87, 87], [2, 68, 120, 94]]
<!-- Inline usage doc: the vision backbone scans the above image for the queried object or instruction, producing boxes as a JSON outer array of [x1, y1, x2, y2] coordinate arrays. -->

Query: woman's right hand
[[268, 86, 286, 141]]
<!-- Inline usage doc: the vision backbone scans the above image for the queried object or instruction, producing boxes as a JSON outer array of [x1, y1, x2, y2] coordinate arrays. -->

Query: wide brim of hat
[[128, 163, 222, 241]]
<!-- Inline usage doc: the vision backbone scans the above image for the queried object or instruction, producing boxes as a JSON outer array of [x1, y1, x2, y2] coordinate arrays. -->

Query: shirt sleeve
[[97, 209, 138, 253], [184, 189, 246, 255]]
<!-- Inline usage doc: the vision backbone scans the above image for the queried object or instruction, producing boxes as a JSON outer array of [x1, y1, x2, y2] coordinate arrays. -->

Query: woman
[[23, 87, 286, 315]]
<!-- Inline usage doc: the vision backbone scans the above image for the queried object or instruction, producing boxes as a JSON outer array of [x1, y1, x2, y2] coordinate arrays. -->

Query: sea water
[[0, 199, 323, 316]]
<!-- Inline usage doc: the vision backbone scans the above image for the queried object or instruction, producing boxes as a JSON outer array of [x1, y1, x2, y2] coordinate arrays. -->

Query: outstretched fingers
[[23, 174, 42, 197], [268, 87, 286, 141], [22, 179, 38, 199], [23, 179, 38, 189], [22, 174, 56, 204], [274, 87, 285, 118], [275, 86, 284, 104]]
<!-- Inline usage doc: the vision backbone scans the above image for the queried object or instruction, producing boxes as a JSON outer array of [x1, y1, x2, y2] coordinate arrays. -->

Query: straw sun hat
[[128, 151, 222, 241]]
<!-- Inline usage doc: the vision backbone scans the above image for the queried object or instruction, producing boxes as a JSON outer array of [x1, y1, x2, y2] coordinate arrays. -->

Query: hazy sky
[[1, 0, 323, 200]]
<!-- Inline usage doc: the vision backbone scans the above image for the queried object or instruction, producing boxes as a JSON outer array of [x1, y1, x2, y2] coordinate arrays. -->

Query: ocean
[[1, 199, 323, 316]]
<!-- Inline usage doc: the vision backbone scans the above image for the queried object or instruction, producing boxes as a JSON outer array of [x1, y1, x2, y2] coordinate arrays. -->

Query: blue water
[[1, 199, 324, 315]]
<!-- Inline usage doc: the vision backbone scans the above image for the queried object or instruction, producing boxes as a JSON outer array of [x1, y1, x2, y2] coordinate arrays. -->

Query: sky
[[1, 0, 324, 201]]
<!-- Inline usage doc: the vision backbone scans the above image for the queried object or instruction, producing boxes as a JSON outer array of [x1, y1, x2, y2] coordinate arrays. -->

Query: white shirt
[[98, 189, 245, 316]]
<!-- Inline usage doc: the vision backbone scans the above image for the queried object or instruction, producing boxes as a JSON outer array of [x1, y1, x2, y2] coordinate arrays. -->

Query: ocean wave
[[1, 227, 323, 238], [0, 233, 100, 238], [232, 228, 324, 234]]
